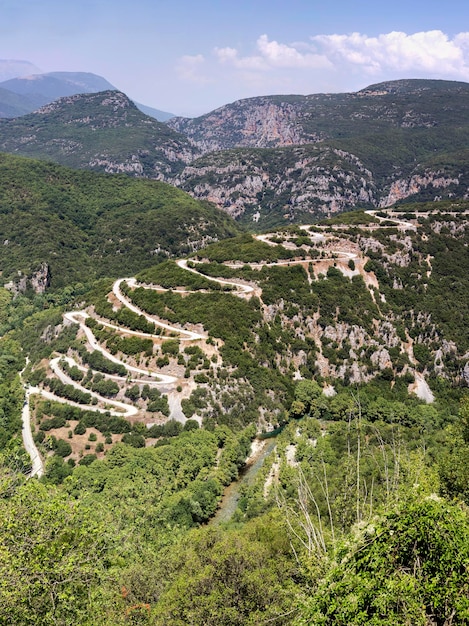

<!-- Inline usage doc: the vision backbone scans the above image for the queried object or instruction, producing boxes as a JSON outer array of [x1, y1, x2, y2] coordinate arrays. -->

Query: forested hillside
[[0, 180, 468, 624], [0, 153, 239, 288]]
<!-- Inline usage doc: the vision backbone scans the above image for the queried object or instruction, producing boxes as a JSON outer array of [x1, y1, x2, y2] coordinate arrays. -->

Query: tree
[[290, 379, 323, 419], [152, 516, 297, 625], [300, 498, 469, 625], [125, 384, 140, 401], [0, 481, 114, 625], [54, 438, 72, 457], [460, 394, 469, 443]]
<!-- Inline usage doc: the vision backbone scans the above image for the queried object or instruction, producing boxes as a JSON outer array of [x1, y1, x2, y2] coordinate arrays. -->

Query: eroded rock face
[[379, 172, 461, 207], [176, 146, 377, 222], [5, 262, 51, 295], [31, 262, 51, 293], [168, 99, 312, 152], [462, 361, 469, 385]]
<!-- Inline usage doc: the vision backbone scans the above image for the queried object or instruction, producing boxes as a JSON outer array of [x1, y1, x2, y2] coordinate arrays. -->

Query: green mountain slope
[[0, 86, 39, 118], [0, 90, 197, 178], [0, 202, 467, 624], [0, 153, 240, 288]]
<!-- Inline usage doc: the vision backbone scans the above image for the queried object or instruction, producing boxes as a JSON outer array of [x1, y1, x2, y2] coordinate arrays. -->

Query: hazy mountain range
[[0, 60, 174, 121]]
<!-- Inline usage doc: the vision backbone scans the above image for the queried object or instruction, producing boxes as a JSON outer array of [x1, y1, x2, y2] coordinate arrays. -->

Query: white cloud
[[214, 46, 267, 71], [311, 30, 469, 79], [211, 30, 469, 81], [256, 34, 331, 69], [215, 34, 332, 71]]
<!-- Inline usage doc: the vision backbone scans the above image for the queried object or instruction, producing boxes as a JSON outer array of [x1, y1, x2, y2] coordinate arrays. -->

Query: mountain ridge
[[167, 79, 469, 150], [0, 90, 198, 178], [1, 79, 469, 226]]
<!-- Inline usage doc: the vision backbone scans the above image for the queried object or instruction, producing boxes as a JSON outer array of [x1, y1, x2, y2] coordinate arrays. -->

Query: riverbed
[[212, 437, 277, 524]]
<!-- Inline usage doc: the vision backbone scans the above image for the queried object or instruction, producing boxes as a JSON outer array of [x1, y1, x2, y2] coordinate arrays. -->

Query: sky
[[1, 0, 469, 117]]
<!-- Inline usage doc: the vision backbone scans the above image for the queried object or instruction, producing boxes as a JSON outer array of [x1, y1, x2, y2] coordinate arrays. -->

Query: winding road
[[176, 259, 255, 295], [21, 212, 437, 474], [49, 357, 140, 417], [113, 278, 206, 340], [365, 209, 417, 231], [64, 311, 177, 384], [21, 385, 44, 478]]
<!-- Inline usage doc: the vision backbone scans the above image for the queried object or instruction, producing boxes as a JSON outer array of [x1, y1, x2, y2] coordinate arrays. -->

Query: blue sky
[[1, 0, 469, 116]]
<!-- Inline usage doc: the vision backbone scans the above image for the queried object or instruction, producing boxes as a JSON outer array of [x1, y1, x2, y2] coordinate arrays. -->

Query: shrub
[[74, 422, 86, 435], [125, 384, 140, 401], [121, 433, 146, 448], [162, 339, 180, 356], [54, 439, 72, 458], [78, 454, 97, 466]]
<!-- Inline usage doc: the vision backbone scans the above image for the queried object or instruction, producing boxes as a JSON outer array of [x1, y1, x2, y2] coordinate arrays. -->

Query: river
[[212, 437, 277, 524]]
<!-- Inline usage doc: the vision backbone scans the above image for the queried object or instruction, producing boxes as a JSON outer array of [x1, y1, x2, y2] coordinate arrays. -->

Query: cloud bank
[[177, 30, 469, 101], [215, 35, 333, 71], [311, 31, 469, 77]]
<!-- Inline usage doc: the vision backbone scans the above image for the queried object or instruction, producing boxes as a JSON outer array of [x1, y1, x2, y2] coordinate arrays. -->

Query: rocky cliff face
[[168, 98, 315, 152], [176, 146, 376, 225], [379, 171, 462, 207], [5, 262, 51, 295]]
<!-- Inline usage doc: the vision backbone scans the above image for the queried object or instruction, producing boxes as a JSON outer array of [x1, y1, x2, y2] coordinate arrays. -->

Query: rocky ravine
[[175, 145, 377, 225]]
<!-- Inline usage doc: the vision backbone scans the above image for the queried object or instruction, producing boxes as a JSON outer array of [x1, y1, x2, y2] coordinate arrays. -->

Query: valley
[[0, 185, 467, 625], [21, 206, 458, 468], [0, 79, 468, 625]]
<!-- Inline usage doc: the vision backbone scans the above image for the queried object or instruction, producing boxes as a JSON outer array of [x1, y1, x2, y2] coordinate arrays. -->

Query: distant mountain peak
[[37, 89, 135, 114], [45, 71, 116, 90], [0, 71, 116, 98], [0, 59, 42, 82], [0, 70, 175, 121], [357, 78, 469, 96], [33, 90, 146, 130], [0, 88, 197, 178]]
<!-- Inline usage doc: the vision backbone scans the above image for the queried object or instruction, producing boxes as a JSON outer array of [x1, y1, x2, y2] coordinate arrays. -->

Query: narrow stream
[[212, 437, 277, 524]]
